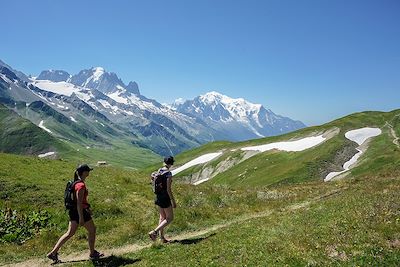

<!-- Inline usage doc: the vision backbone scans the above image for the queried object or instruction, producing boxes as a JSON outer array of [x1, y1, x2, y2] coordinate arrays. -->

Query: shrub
[[0, 208, 52, 244]]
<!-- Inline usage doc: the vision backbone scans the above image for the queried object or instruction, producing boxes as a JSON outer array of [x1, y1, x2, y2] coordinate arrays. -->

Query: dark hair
[[73, 164, 93, 181], [73, 171, 80, 181], [73, 169, 84, 181], [164, 156, 174, 165]]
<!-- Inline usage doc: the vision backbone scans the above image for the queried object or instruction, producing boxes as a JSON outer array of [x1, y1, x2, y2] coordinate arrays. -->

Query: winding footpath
[[3, 189, 343, 267], [385, 121, 400, 148]]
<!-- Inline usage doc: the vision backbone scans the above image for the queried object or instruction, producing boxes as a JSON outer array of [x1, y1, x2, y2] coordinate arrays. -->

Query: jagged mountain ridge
[[171, 91, 306, 141], [36, 67, 305, 141], [0, 59, 306, 156]]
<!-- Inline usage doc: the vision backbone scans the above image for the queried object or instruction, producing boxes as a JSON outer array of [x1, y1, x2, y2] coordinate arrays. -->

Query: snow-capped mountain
[[29, 67, 207, 155], [172, 91, 306, 140], [68, 67, 140, 95], [0, 58, 306, 156]]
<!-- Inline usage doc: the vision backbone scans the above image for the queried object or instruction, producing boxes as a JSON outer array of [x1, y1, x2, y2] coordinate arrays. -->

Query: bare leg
[[48, 221, 78, 255], [158, 207, 166, 239], [83, 219, 96, 255], [153, 206, 173, 234]]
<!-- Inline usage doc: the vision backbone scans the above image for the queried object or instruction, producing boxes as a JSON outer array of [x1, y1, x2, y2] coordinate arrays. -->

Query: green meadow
[[1, 110, 399, 266]]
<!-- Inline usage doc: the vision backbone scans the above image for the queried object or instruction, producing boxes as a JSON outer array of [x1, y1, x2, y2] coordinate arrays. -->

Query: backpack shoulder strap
[[71, 180, 85, 191]]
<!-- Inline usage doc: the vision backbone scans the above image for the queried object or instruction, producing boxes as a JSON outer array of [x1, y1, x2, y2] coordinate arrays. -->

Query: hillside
[[2, 59, 306, 157], [171, 110, 400, 187], [0, 109, 399, 266], [0, 103, 65, 155], [0, 103, 160, 168]]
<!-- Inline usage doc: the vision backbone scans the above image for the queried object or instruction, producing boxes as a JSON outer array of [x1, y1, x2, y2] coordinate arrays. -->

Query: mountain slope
[[171, 109, 399, 187], [31, 76, 204, 155], [172, 91, 306, 141], [0, 67, 161, 167], [34, 66, 306, 152], [0, 103, 66, 155], [37, 70, 71, 82], [0, 59, 307, 158], [0, 108, 399, 266]]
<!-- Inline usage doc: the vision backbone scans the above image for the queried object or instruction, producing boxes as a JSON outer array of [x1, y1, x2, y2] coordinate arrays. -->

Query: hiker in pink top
[[47, 164, 104, 263]]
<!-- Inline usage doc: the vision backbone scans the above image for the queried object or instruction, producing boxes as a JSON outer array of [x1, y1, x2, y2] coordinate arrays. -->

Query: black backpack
[[64, 180, 81, 210], [150, 169, 170, 194]]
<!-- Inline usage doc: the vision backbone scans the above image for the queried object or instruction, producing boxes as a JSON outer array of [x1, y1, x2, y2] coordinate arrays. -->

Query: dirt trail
[[384, 121, 400, 148], [3, 189, 342, 267]]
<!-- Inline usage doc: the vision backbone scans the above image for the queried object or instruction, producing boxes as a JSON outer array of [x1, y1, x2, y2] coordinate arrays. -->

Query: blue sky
[[1, 0, 399, 125]]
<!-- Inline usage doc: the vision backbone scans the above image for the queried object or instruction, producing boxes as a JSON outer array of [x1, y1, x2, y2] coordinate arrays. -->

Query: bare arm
[[76, 189, 85, 225], [166, 177, 176, 208]]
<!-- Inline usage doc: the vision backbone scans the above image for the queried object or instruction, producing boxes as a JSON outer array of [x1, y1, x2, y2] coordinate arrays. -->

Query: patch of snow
[[193, 177, 212, 185], [107, 91, 128, 104], [38, 120, 52, 133], [246, 124, 265, 138], [32, 80, 80, 96], [74, 90, 94, 102], [57, 104, 67, 109], [98, 99, 121, 113], [241, 135, 326, 152], [38, 151, 55, 158], [126, 94, 158, 111], [33, 79, 95, 103], [116, 85, 125, 91], [344, 127, 382, 145], [92, 67, 104, 82], [171, 152, 223, 176], [174, 98, 186, 105], [95, 120, 105, 127], [325, 127, 382, 181]]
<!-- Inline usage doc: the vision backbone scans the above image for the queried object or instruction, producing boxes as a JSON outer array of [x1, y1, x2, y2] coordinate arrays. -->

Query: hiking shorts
[[68, 208, 92, 223], [155, 194, 171, 208]]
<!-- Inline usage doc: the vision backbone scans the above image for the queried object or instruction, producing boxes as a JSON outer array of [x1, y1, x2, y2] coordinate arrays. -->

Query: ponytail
[[73, 170, 79, 181]]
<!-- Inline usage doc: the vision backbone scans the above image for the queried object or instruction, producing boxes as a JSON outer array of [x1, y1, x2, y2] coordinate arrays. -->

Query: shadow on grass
[[57, 255, 140, 266], [171, 233, 216, 245]]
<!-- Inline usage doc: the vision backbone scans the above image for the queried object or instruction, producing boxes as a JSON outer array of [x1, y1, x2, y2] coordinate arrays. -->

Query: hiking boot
[[89, 250, 104, 260], [47, 252, 60, 263], [148, 230, 158, 241]]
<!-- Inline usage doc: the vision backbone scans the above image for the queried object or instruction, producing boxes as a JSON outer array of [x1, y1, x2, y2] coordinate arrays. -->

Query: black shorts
[[68, 208, 92, 223], [155, 194, 171, 208]]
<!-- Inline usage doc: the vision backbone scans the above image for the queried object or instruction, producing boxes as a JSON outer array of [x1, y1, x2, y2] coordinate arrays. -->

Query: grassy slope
[[1, 104, 161, 169], [124, 170, 400, 266], [70, 110, 399, 266], [0, 104, 67, 154], [173, 110, 397, 188], [58, 140, 161, 169], [0, 109, 399, 265], [1, 152, 327, 264]]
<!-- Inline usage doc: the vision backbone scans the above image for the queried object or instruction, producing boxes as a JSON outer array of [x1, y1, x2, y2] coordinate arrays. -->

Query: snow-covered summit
[[198, 91, 262, 120], [173, 91, 306, 140], [30, 63, 305, 144], [35, 66, 141, 99], [91, 67, 105, 82]]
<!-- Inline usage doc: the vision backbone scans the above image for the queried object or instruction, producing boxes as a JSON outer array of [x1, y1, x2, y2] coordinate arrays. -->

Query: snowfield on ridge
[[324, 127, 382, 181]]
